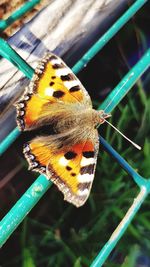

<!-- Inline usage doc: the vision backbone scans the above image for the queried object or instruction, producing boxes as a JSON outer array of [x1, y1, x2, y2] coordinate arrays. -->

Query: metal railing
[[0, 1, 149, 266]]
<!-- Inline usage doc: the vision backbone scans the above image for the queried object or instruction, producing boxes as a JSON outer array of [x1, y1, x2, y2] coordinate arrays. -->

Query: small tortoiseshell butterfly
[[15, 52, 110, 207]]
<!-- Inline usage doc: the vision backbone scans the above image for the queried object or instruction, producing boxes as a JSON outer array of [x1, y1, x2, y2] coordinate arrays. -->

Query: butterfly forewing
[[15, 52, 92, 131]]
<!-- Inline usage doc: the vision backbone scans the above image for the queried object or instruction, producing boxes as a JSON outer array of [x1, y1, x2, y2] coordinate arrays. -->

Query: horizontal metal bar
[[0, 0, 147, 156], [0, 0, 41, 31]]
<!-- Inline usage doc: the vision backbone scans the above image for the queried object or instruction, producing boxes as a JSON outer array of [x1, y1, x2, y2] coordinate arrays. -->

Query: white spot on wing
[[80, 157, 95, 167], [45, 87, 55, 96], [56, 68, 70, 76], [20, 111, 25, 116], [64, 80, 80, 89], [77, 173, 93, 183], [51, 58, 62, 64], [78, 188, 89, 196], [59, 156, 69, 166]]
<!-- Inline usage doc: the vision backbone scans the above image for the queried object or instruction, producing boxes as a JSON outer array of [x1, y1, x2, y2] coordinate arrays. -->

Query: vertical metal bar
[[90, 187, 148, 267]]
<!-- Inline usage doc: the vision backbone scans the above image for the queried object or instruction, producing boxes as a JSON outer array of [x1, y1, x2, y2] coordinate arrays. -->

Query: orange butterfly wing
[[24, 131, 99, 207], [16, 52, 101, 207], [15, 53, 92, 131]]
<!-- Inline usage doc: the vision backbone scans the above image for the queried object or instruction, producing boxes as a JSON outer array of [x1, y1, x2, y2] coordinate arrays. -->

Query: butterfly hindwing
[[15, 52, 92, 131], [23, 130, 99, 207]]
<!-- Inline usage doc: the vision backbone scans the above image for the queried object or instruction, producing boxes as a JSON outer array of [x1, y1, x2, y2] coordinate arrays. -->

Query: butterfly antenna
[[104, 119, 141, 150]]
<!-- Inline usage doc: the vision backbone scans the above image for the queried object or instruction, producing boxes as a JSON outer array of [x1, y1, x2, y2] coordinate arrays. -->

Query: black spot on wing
[[49, 55, 57, 61], [80, 164, 95, 175], [71, 173, 76, 177], [50, 81, 54, 86], [78, 182, 91, 191], [66, 166, 72, 171], [64, 151, 77, 160], [53, 90, 65, 98], [61, 74, 74, 81], [52, 63, 64, 69], [69, 85, 80, 92], [83, 151, 94, 158]]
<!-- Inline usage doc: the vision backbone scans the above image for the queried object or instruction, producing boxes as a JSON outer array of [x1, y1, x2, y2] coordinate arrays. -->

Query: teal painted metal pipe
[[100, 48, 150, 112], [2, 47, 148, 156], [90, 48, 150, 266], [0, 39, 33, 155], [73, 0, 148, 73], [90, 135, 150, 266], [0, 0, 149, 251], [100, 137, 149, 189], [0, 39, 34, 79], [0, 0, 147, 155], [0, 0, 41, 31], [0, 127, 20, 156], [0, 47, 149, 156], [90, 187, 149, 267], [0, 48, 149, 247], [0, 175, 52, 248]]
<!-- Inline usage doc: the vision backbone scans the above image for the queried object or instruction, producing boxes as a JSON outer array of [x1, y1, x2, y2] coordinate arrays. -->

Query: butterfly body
[[51, 105, 100, 133], [15, 52, 108, 207]]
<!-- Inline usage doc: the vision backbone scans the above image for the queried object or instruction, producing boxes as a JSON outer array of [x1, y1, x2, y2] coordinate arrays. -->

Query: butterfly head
[[98, 110, 111, 124]]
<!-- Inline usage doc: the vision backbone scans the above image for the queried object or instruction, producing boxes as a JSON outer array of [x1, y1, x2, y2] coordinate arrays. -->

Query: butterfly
[[15, 52, 110, 207]]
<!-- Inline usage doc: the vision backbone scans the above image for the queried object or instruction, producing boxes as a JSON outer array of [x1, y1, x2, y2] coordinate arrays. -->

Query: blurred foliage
[[1, 2, 150, 267]]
